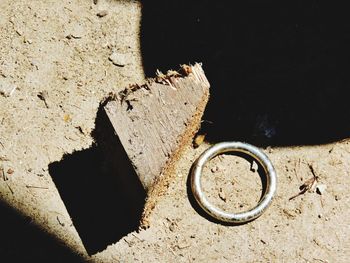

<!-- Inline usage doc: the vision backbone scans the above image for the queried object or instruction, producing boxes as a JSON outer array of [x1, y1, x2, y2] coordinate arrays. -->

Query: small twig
[[176, 244, 191, 250], [289, 163, 318, 200], [159, 119, 166, 129], [131, 233, 143, 242], [26, 185, 48, 189], [63, 6, 73, 12], [313, 258, 328, 263], [168, 246, 177, 256], [6, 183, 14, 194], [1, 165, 8, 181], [308, 162, 318, 179], [37, 91, 49, 108], [56, 216, 65, 226], [66, 103, 82, 110], [124, 239, 132, 246], [85, 16, 93, 24], [64, 135, 77, 141]]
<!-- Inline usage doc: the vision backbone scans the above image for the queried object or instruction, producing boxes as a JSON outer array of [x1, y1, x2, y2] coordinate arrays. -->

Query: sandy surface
[[1, 1, 350, 262]]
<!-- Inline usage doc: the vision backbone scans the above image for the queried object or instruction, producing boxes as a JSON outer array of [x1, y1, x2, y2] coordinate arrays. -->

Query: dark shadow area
[[49, 100, 146, 255], [186, 151, 267, 225], [0, 201, 84, 263], [141, 1, 350, 146]]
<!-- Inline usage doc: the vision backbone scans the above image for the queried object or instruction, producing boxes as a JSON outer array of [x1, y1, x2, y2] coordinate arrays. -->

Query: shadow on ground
[[49, 101, 146, 255], [0, 201, 84, 263], [141, 1, 350, 146], [5, 1, 350, 259]]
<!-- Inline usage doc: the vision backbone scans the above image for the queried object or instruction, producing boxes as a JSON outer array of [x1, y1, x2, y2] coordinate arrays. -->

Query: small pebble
[[0, 79, 17, 97], [211, 166, 219, 173], [24, 37, 33, 44], [316, 184, 327, 195], [66, 34, 78, 39], [65, 24, 85, 39], [109, 51, 127, 67], [63, 114, 72, 122], [7, 168, 14, 174], [97, 10, 108, 17], [218, 188, 226, 202], [169, 222, 176, 232], [30, 59, 40, 69]]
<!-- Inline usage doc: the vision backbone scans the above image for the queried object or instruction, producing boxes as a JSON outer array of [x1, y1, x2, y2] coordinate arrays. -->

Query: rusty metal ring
[[191, 142, 277, 223]]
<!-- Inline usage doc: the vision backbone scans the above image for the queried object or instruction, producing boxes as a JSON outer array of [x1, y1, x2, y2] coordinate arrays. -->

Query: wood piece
[[104, 63, 210, 225]]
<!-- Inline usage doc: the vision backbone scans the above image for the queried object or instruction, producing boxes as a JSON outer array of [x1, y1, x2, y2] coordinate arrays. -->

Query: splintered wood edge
[[104, 63, 210, 228], [141, 64, 210, 228], [141, 90, 209, 228]]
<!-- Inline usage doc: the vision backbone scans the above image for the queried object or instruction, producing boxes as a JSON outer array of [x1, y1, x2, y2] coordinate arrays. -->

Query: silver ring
[[191, 142, 277, 223]]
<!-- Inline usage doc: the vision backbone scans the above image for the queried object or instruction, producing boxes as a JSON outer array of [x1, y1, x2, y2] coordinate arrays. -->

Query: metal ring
[[191, 142, 277, 223]]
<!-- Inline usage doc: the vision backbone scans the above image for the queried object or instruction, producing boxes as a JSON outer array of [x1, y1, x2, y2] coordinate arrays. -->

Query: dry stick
[[168, 246, 177, 256], [1, 164, 8, 181], [177, 244, 191, 250], [56, 216, 65, 226], [6, 183, 14, 194], [26, 185, 49, 189], [131, 233, 143, 242], [289, 163, 318, 201], [308, 162, 319, 179], [123, 239, 132, 246], [37, 91, 49, 108]]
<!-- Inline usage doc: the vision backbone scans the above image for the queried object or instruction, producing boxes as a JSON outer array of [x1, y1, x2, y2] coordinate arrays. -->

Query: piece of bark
[[104, 63, 210, 225]]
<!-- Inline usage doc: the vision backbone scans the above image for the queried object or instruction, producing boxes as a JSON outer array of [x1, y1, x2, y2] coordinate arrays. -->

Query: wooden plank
[[104, 63, 210, 225]]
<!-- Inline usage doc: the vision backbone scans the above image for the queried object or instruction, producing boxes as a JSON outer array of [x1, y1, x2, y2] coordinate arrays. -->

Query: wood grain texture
[[105, 64, 209, 225], [105, 63, 209, 190]]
